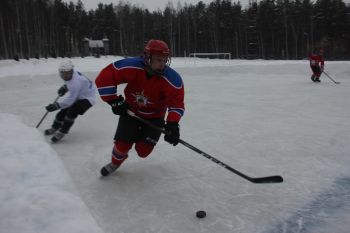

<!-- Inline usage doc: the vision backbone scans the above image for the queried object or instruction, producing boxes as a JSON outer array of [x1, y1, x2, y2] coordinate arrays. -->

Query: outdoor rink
[[0, 57, 350, 233]]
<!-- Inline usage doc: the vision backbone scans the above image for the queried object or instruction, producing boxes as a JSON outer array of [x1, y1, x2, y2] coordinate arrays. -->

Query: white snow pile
[[0, 113, 104, 233]]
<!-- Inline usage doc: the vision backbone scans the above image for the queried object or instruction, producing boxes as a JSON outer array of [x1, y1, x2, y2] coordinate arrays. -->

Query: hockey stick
[[323, 71, 340, 84], [35, 95, 60, 128], [127, 110, 283, 184]]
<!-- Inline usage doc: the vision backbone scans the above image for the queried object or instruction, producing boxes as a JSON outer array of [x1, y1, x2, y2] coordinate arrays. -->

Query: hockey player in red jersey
[[309, 49, 324, 82], [95, 39, 185, 176]]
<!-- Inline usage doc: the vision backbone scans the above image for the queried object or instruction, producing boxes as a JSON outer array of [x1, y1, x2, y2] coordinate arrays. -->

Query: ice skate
[[100, 162, 119, 176], [51, 131, 66, 143], [44, 128, 58, 135]]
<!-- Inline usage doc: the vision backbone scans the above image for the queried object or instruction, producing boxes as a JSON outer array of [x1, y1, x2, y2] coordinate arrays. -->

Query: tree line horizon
[[1, 0, 349, 60]]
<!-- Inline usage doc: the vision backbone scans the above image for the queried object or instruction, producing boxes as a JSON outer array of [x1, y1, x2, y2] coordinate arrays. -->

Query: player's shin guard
[[111, 150, 128, 167], [100, 141, 132, 176], [52, 119, 64, 130], [135, 141, 155, 158], [60, 116, 75, 134], [112, 141, 132, 165]]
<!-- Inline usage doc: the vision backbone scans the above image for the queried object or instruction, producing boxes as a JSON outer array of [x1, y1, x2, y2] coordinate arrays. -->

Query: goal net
[[188, 53, 231, 60]]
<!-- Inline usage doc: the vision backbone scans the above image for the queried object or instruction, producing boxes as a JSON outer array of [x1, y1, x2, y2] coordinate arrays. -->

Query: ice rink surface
[[1, 57, 349, 233]]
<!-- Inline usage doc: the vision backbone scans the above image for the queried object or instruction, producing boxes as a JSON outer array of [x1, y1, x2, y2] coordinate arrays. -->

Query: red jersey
[[95, 57, 185, 122], [309, 54, 324, 68]]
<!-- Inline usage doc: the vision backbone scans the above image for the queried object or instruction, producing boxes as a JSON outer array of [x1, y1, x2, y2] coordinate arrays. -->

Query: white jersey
[[58, 71, 97, 109]]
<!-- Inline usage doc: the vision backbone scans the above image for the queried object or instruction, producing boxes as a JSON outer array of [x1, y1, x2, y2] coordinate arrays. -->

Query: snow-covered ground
[[0, 56, 350, 233]]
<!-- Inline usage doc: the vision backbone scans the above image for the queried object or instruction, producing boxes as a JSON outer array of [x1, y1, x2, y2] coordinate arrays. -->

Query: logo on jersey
[[132, 90, 153, 107]]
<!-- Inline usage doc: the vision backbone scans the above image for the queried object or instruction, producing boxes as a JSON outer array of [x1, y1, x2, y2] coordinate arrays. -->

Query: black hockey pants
[[51, 99, 92, 134]]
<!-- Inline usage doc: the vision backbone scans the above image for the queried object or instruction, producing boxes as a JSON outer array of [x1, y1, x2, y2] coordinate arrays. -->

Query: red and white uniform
[[95, 57, 185, 122], [309, 54, 324, 77], [309, 54, 324, 67]]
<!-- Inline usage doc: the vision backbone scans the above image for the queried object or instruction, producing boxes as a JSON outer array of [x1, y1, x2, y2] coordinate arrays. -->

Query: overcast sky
[[65, 0, 249, 11], [65, 0, 350, 12]]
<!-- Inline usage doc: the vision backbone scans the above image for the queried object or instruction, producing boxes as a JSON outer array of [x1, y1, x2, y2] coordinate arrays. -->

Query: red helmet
[[144, 39, 170, 57]]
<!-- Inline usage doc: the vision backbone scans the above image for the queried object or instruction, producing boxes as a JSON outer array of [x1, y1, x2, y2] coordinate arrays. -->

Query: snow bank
[[0, 113, 104, 233]]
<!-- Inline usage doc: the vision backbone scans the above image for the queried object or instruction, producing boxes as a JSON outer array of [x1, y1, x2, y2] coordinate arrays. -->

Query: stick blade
[[250, 175, 283, 184]]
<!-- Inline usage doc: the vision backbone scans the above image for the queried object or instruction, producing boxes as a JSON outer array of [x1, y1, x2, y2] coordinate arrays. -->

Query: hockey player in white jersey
[[44, 60, 97, 142]]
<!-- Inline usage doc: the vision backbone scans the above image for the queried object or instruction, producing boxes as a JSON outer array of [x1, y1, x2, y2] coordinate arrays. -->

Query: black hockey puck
[[196, 210, 206, 218]]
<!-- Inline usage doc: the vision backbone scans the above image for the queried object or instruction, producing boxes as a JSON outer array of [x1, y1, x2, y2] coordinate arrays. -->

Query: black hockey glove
[[57, 84, 68, 96], [108, 96, 129, 116], [45, 102, 60, 112], [164, 122, 180, 146]]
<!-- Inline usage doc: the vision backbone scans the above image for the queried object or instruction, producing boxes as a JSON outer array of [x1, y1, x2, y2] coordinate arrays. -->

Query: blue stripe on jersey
[[163, 67, 183, 88], [112, 57, 183, 89], [113, 57, 144, 69], [168, 108, 184, 116], [98, 86, 116, 96]]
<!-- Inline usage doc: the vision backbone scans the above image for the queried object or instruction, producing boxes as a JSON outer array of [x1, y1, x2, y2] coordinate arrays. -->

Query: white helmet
[[58, 60, 74, 72]]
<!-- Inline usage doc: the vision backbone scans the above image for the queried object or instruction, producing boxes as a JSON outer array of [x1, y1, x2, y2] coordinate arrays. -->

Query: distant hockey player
[[95, 39, 185, 176], [309, 49, 325, 82], [44, 60, 97, 142]]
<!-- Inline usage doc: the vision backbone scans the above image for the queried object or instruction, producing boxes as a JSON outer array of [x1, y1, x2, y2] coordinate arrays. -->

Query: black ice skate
[[100, 162, 119, 176], [44, 128, 58, 135], [51, 132, 66, 143]]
